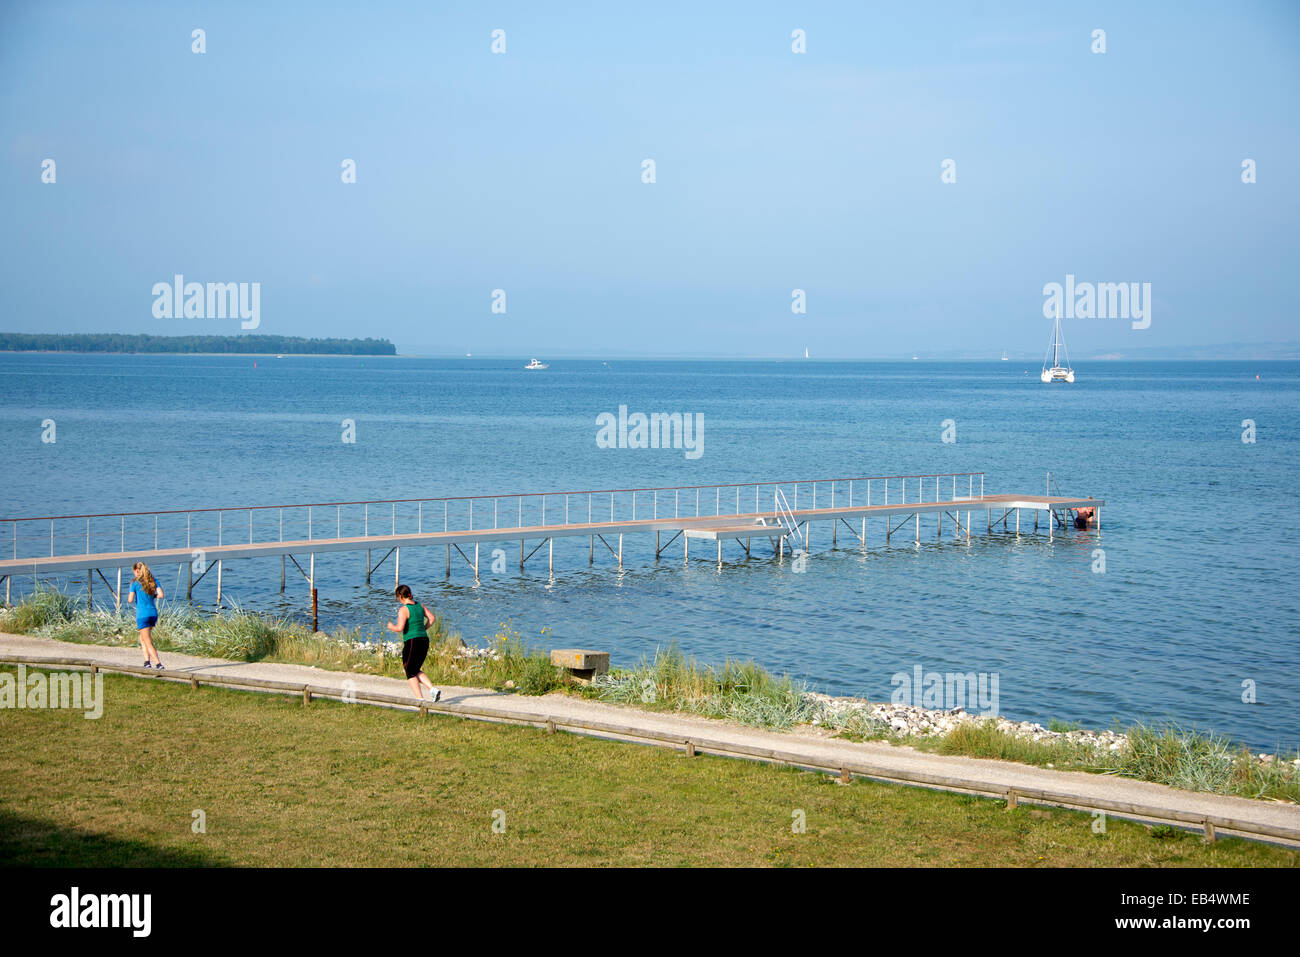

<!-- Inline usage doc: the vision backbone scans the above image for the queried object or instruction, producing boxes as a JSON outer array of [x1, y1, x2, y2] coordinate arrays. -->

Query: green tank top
[[401, 602, 428, 640]]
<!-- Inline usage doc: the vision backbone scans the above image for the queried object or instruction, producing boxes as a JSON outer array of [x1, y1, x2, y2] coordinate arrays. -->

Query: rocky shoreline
[[804, 692, 1296, 767], [805, 691, 1127, 751]]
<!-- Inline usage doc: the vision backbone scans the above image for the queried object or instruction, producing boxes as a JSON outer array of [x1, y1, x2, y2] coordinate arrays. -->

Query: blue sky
[[2, 0, 1297, 356]]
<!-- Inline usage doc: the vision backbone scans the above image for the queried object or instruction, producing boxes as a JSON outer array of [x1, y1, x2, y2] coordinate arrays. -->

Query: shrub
[[515, 654, 566, 696], [4, 585, 75, 631], [593, 643, 828, 731]]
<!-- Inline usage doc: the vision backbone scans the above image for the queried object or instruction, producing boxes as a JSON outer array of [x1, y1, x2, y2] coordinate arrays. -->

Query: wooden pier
[[0, 472, 1102, 608]]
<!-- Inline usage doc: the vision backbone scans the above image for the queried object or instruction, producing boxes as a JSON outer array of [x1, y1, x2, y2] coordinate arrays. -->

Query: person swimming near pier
[[386, 584, 441, 702], [126, 561, 164, 670], [1073, 497, 1096, 529]]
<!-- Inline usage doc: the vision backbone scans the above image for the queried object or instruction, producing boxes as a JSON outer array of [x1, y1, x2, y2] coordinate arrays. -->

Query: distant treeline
[[0, 333, 398, 355]]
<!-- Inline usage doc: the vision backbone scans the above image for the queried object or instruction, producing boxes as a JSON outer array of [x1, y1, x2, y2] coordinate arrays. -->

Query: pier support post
[[966, 511, 971, 542], [309, 553, 315, 593], [590, 535, 594, 565], [655, 531, 659, 559], [115, 568, 121, 612], [1016, 509, 1020, 535], [685, 535, 690, 563], [395, 547, 400, 585], [519, 540, 523, 571], [216, 560, 223, 608], [938, 512, 942, 540], [87, 570, 91, 611], [717, 539, 722, 569], [618, 534, 623, 569], [475, 543, 480, 583], [861, 518, 866, 550], [987, 510, 991, 534], [447, 544, 452, 578], [832, 520, 837, 548], [186, 561, 193, 599], [915, 513, 919, 545], [366, 549, 371, 584], [548, 539, 553, 576], [280, 555, 285, 592]]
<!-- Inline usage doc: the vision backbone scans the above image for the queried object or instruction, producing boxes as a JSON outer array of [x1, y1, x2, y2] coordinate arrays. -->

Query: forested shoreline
[[0, 333, 398, 355]]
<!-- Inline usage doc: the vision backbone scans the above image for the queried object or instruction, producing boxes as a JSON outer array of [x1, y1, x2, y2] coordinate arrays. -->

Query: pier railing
[[3, 472, 984, 562]]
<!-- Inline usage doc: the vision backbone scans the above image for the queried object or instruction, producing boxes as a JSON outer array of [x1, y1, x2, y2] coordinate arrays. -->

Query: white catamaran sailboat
[[1040, 317, 1074, 383]]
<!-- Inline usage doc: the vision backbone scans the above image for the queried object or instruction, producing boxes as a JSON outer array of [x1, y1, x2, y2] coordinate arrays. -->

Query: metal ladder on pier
[[773, 487, 805, 552], [1046, 471, 1071, 528]]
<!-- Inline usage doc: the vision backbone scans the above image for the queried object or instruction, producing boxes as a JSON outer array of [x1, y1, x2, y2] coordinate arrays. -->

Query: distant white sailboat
[[804, 347, 810, 359], [1040, 318, 1075, 383], [524, 358, 548, 370], [1001, 349, 1009, 361]]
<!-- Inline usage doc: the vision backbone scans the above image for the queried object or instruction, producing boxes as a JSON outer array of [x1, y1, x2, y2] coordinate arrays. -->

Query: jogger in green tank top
[[385, 584, 441, 701]]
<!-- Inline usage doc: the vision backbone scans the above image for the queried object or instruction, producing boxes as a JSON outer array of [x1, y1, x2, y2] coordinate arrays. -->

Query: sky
[[1, 0, 1298, 357]]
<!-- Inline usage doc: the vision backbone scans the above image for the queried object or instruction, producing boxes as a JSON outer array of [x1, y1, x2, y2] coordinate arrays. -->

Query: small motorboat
[[525, 358, 549, 370]]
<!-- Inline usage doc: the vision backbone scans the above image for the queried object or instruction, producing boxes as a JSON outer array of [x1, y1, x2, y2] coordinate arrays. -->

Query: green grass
[[3, 589, 1296, 805], [1116, 723, 1298, 802], [3, 586, 77, 632], [915, 718, 1111, 768], [1, 669, 1296, 867], [1048, 718, 1085, 733]]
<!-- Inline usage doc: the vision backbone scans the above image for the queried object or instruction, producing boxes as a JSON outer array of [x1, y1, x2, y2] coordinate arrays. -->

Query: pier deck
[[0, 473, 1102, 605]]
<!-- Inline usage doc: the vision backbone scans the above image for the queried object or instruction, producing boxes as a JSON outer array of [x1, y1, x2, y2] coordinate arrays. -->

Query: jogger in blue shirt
[[127, 561, 165, 670]]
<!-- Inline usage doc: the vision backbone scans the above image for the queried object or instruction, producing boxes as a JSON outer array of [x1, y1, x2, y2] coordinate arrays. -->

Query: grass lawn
[[9, 591, 1298, 806], [1, 671, 1297, 867]]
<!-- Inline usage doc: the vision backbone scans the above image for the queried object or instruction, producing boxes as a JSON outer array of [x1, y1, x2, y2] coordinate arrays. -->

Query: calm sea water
[[2, 354, 1297, 751]]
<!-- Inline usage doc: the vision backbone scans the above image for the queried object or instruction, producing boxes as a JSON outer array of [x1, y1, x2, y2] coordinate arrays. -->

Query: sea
[[1, 354, 1296, 751]]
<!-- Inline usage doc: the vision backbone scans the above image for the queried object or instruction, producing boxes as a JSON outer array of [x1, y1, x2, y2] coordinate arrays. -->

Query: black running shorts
[[402, 636, 429, 679]]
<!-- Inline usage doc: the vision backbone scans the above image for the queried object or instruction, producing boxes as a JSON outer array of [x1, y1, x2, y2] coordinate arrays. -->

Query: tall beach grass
[[590, 643, 888, 736]]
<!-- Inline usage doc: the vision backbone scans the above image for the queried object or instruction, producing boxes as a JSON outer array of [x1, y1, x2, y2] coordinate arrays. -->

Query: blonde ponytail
[[132, 562, 158, 597]]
